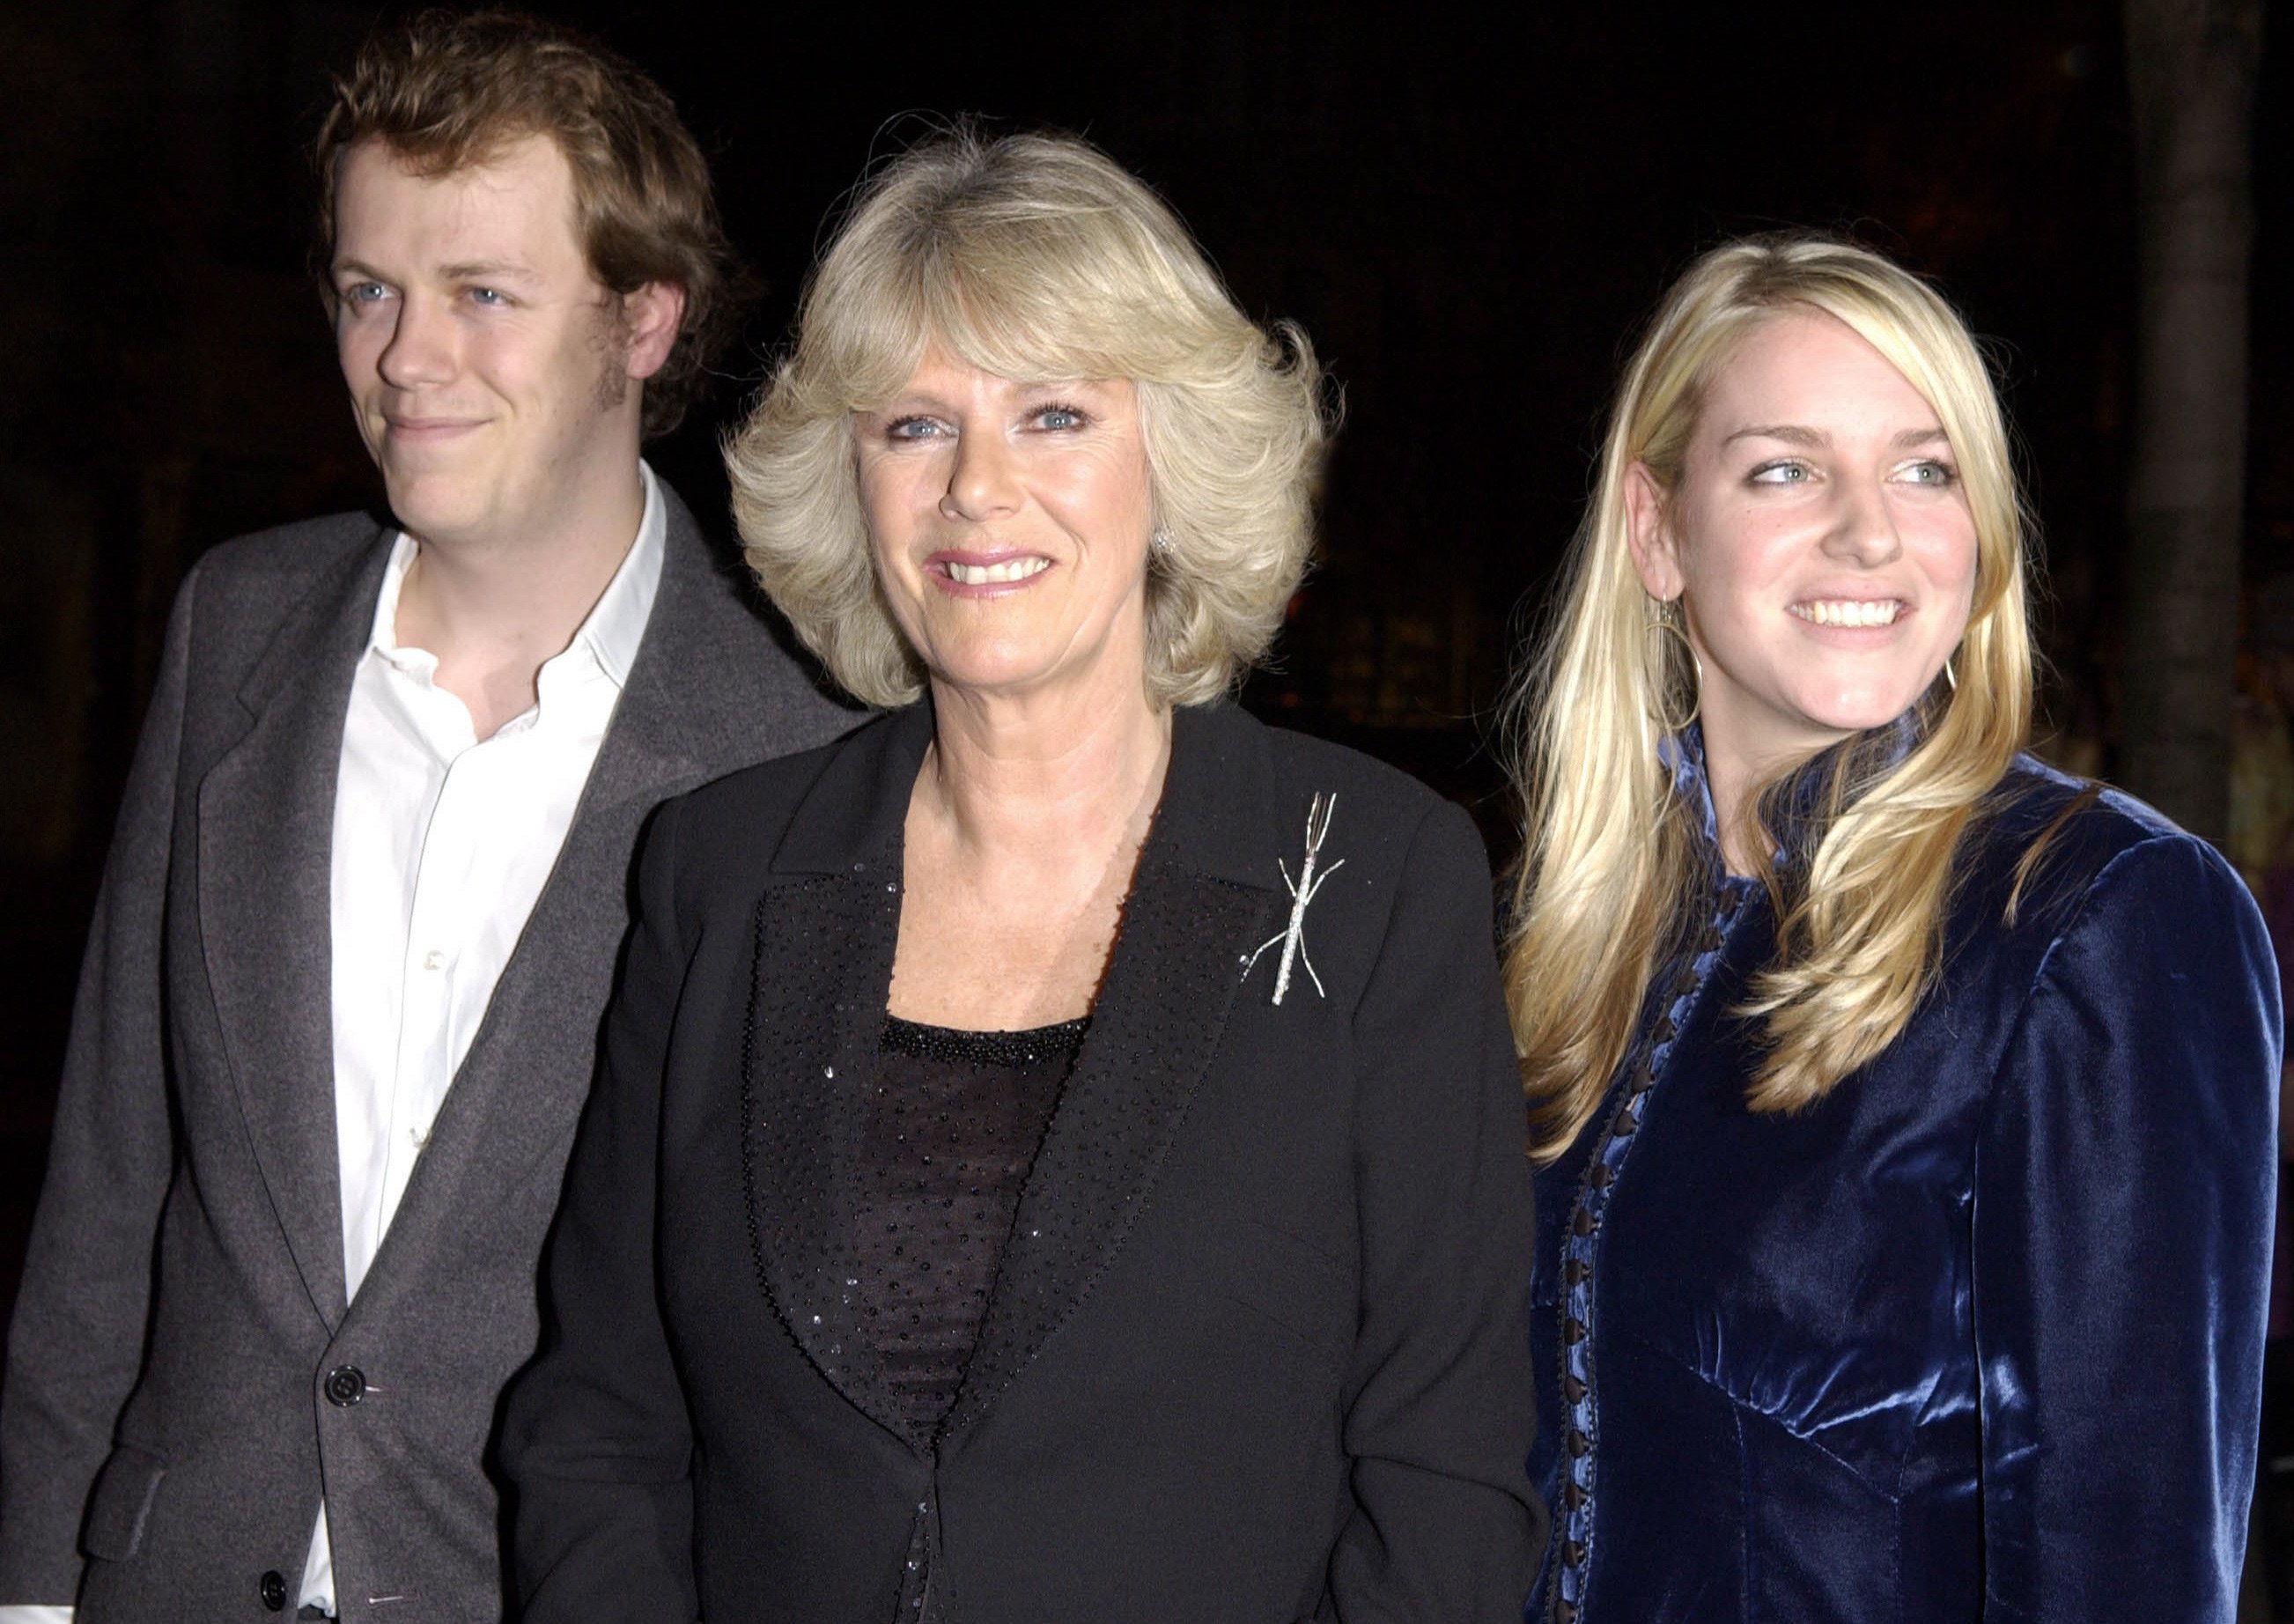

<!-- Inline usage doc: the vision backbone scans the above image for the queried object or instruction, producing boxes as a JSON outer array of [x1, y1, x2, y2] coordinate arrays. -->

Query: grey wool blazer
[[0, 482, 857, 1622]]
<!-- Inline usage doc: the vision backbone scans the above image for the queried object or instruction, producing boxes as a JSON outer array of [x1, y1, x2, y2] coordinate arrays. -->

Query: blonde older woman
[[503, 131, 1541, 1623], [1506, 234, 2281, 1622]]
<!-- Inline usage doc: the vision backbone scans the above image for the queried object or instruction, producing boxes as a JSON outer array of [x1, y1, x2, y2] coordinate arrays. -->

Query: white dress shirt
[[0, 469, 664, 1624], [299, 466, 663, 1617]]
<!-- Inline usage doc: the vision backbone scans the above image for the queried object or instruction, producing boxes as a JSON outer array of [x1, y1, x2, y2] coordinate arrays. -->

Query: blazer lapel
[[347, 701, 704, 1303], [346, 501, 732, 1304], [739, 706, 932, 1442], [196, 529, 392, 1329], [735, 704, 1288, 1449], [943, 704, 1282, 1443]]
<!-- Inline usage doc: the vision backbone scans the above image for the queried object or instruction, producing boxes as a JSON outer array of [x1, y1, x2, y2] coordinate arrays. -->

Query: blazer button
[[258, 1569, 288, 1611], [324, 1365, 367, 1406]]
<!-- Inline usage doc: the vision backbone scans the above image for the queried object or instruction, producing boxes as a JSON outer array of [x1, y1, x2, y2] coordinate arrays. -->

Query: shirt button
[[258, 1569, 287, 1611], [324, 1365, 367, 1406], [422, 949, 446, 971]]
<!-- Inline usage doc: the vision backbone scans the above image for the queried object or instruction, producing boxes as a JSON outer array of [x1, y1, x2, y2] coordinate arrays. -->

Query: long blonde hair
[[1503, 235, 2035, 1162]]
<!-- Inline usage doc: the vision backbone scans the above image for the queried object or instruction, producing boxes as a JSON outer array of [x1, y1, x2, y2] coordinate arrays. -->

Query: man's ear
[[1623, 461, 1685, 601], [620, 281, 687, 381]]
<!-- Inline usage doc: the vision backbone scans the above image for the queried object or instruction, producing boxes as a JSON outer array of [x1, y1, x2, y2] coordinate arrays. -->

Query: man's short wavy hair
[[313, 8, 742, 439], [727, 129, 1331, 708]]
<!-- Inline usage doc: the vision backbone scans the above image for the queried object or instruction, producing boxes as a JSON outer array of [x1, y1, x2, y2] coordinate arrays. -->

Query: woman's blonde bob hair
[[1503, 233, 2036, 1162], [727, 128, 1331, 708]]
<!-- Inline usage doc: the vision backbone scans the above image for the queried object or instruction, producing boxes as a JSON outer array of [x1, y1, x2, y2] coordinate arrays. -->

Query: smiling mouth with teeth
[[940, 557, 1051, 587], [1790, 599, 1904, 628]]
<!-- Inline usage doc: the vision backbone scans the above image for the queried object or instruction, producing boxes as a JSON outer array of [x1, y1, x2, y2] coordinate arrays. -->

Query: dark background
[[0, 0, 2286, 1383]]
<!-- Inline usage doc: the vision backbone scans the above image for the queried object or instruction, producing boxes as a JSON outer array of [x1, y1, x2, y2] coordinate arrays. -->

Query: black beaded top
[[856, 1013, 1088, 1443]]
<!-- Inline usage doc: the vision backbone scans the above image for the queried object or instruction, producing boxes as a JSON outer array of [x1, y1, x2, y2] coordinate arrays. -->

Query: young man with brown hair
[[0, 13, 851, 1620]]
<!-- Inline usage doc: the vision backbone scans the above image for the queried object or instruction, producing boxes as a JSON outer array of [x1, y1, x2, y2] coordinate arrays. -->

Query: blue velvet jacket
[[1529, 741, 2283, 1623]]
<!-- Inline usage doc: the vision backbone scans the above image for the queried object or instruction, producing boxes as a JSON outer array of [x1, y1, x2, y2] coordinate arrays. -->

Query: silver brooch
[[1241, 792, 1346, 1006]]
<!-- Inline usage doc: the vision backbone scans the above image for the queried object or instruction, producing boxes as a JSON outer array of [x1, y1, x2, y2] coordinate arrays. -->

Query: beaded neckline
[[880, 1014, 1091, 1068]]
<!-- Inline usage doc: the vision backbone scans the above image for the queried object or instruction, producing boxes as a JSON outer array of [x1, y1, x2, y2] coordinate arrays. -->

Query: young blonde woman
[[1506, 235, 2282, 1623]]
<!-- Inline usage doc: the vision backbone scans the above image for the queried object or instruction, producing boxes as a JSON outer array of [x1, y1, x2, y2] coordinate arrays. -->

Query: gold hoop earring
[[1648, 595, 1701, 734]]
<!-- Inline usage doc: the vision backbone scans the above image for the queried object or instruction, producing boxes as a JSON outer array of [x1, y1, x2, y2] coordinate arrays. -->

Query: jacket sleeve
[[1973, 832, 2283, 1623], [0, 565, 201, 1606], [1329, 798, 1545, 1621], [501, 796, 699, 1624]]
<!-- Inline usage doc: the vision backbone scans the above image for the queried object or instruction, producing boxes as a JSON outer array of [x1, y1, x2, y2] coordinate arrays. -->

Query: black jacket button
[[324, 1365, 366, 1406], [258, 1569, 287, 1611]]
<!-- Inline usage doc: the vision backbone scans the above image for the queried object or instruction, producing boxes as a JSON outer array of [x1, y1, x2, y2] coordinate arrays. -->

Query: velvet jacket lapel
[[196, 526, 392, 1329], [739, 703, 1286, 1451]]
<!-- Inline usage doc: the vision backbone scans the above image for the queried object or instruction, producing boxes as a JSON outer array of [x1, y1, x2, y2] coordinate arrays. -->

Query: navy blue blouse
[[1529, 739, 2284, 1623]]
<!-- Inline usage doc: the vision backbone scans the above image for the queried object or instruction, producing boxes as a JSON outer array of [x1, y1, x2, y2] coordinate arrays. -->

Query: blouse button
[[1564, 1539, 1589, 1566], [1564, 1477, 1589, 1510], [1562, 1317, 1586, 1346], [1565, 1427, 1590, 1458], [1563, 1372, 1588, 1403], [1571, 1207, 1596, 1237], [1589, 1163, 1613, 1189], [1564, 1259, 1590, 1286]]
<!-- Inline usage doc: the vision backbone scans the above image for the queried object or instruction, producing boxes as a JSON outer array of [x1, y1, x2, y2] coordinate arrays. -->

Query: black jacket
[[503, 699, 1544, 1623]]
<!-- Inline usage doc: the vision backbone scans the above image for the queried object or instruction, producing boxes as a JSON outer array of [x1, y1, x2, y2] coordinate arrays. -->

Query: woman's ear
[[1623, 461, 1685, 601]]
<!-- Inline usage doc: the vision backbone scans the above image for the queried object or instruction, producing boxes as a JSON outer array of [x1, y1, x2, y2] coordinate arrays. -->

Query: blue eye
[[343, 282, 387, 306], [1900, 459, 1958, 486], [468, 287, 506, 306], [1035, 403, 1087, 431], [1749, 461, 1810, 485], [884, 416, 943, 441]]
